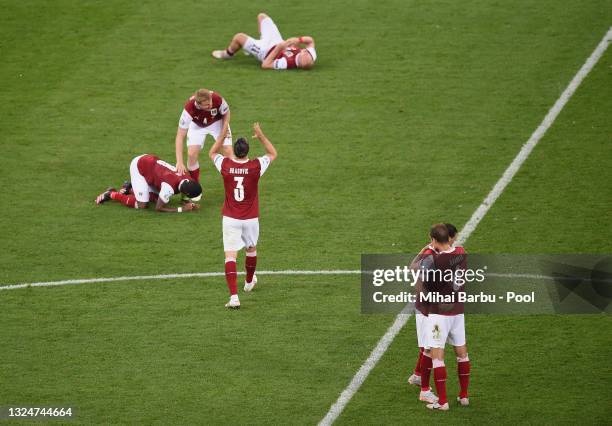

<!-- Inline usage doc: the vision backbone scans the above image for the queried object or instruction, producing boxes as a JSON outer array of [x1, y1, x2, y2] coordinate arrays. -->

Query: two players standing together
[[96, 13, 316, 308], [406, 223, 471, 411]]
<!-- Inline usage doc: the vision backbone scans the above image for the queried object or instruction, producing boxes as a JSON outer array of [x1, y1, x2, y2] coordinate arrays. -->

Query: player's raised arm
[[253, 123, 277, 161], [220, 109, 232, 158], [209, 128, 225, 161]]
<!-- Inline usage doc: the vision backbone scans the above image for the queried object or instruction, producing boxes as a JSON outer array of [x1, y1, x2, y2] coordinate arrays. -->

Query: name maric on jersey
[[230, 168, 249, 175]]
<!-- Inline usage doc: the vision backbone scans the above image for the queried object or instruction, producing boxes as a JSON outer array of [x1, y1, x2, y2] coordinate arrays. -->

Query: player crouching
[[95, 154, 202, 213]]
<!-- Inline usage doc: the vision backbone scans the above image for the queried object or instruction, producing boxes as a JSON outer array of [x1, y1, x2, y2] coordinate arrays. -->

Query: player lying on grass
[[412, 224, 471, 411], [209, 123, 277, 308], [212, 13, 317, 70], [95, 154, 202, 213], [175, 88, 233, 181]]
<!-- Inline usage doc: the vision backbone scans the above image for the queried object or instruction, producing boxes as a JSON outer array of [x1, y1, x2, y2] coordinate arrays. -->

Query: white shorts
[[186, 120, 232, 148], [129, 155, 158, 203], [243, 17, 284, 62], [415, 312, 429, 349], [424, 314, 466, 349], [222, 216, 259, 251]]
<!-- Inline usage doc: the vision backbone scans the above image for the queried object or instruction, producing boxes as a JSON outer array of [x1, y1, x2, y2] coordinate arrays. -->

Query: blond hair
[[195, 88, 211, 103]]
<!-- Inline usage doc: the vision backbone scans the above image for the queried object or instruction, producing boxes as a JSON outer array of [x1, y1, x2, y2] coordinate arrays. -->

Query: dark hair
[[430, 223, 449, 243], [234, 137, 249, 158], [445, 223, 458, 239], [179, 179, 202, 198]]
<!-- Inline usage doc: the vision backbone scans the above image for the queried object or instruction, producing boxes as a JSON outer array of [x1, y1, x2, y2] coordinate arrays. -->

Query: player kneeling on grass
[[209, 123, 277, 309], [95, 154, 202, 213], [212, 13, 317, 70]]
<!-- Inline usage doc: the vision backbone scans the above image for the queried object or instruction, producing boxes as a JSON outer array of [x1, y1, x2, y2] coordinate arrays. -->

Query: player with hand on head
[[212, 13, 317, 70], [95, 154, 201, 213], [176, 88, 233, 181], [209, 123, 277, 309]]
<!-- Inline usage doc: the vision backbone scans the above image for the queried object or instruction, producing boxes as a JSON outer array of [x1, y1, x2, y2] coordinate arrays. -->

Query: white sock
[[230, 294, 239, 302]]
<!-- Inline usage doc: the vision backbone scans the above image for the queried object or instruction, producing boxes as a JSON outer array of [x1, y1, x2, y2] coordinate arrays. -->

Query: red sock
[[226, 48, 235, 56], [224, 260, 238, 296], [433, 364, 448, 405], [189, 167, 200, 182], [414, 347, 424, 376], [110, 192, 136, 208], [420, 354, 432, 391], [458, 360, 471, 398], [245, 253, 257, 283]]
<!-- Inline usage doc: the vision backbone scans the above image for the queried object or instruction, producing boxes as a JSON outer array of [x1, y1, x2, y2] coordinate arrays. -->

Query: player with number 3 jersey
[[209, 122, 278, 309]]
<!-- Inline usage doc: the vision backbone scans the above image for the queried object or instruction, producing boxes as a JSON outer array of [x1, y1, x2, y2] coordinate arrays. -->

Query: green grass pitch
[[1, 0, 611, 424]]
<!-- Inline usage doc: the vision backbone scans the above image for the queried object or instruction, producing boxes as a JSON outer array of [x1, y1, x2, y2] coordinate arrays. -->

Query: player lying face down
[[95, 154, 202, 213]]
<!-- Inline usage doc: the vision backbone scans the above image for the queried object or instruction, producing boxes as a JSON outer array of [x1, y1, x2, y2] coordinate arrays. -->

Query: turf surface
[[1, 0, 610, 424]]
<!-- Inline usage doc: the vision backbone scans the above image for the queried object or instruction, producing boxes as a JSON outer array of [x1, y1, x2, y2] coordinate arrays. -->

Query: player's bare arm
[[175, 127, 188, 175], [285, 36, 314, 48], [155, 198, 198, 213], [208, 128, 225, 161], [299, 36, 315, 48], [261, 40, 292, 69], [219, 109, 232, 158], [252, 123, 277, 160]]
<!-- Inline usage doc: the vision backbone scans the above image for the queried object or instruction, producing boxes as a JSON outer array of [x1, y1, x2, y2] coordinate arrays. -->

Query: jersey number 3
[[234, 177, 245, 201]]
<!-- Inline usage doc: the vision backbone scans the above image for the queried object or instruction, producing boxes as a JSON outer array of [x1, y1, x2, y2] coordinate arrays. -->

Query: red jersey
[[419, 246, 467, 316], [267, 45, 302, 69], [137, 154, 189, 203], [213, 154, 272, 220], [179, 92, 229, 129]]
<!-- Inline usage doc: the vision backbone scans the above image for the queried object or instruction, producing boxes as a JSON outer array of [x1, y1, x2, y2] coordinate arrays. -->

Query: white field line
[[0, 270, 360, 291], [318, 26, 612, 426], [0, 271, 580, 292], [456, 27, 612, 245]]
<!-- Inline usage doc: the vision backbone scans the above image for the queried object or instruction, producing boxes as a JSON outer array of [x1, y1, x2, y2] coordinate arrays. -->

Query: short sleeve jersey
[[213, 154, 271, 219], [179, 92, 229, 129], [137, 154, 188, 203]]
